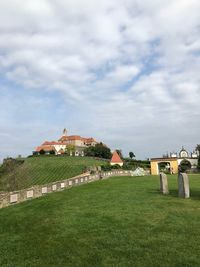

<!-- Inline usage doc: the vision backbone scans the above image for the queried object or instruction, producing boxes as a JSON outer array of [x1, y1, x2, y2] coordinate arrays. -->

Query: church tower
[[179, 146, 189, 158], [63, 128, 67, 136]]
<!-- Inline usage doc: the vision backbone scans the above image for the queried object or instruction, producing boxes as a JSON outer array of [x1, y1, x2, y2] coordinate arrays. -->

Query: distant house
[[34, 128, 101, 156], [36, 145, 56, 154], [110, 150, 123, 166], [36, 142, 66, 155]]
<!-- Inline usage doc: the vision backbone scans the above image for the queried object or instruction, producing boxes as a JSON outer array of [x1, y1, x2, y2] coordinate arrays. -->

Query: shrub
[[39, 149, 45, 155], [101, 164, 112, 171], [49, 150, 55, 155], [110, 164, 122, 169]]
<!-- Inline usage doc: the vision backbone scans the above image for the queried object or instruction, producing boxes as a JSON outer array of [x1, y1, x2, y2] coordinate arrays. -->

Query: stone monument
[[159, 172, 169, 194], [178, 173, 190, 198]]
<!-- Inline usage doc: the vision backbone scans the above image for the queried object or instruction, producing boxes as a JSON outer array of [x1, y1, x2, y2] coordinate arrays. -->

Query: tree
[[0, 158, 24, 191], [196, 144, 200, 151], [179, 159, 191, 172], [196, 144, 200, 170], [84, 143, 112, 159], [65, 144, 75, 156], [129, 152, 135, 159]]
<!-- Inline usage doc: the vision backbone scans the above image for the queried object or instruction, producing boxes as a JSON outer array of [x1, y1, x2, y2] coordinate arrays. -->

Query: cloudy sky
[[0, 0, 200, 161]]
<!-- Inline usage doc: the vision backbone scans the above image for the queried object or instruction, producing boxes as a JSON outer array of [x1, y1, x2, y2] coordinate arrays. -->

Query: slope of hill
[[0, 156, 106, 191], [1, 175, 200, 267]]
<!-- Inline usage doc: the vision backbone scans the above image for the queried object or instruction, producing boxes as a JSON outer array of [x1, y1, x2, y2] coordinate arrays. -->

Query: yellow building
[[151, 146, 198, 175], [150, 158, 178, 175]]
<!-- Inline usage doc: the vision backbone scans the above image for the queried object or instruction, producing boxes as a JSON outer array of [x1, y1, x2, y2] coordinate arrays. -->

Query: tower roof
[[110, 150, 123, 163], [180, 146, 187, 152], [63, 128, 67, 136]]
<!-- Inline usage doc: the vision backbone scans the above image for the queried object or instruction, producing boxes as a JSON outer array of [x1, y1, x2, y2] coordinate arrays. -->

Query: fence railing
[[0, 170, 132, 209]]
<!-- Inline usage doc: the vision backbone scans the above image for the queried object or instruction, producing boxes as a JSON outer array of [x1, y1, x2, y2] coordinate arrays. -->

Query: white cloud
[[0, 0, 200, 160]]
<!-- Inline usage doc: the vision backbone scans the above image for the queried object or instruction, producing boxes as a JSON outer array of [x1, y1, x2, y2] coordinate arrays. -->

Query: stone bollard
[[159, 173, 169, 194], [178, 173, 190, 198], [99, 171, 103, 180]]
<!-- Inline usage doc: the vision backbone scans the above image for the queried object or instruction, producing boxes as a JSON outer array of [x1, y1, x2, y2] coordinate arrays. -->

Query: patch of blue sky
[[0, 77, 71, 125], [119, 39, 161, 92], [89, 60, 117, 82]]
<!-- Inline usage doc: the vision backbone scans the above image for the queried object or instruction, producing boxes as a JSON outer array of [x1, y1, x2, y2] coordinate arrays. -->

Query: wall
[[151, 161, 159, 175], [151, 159, 178, 175], [0, 170, 133, 209], [110, 162, 123, 167]]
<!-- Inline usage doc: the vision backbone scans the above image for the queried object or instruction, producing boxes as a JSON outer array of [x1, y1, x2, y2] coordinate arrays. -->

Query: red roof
[[36, 145, 56, 152], [59, 135, 82, 141], [42, 141, 63, 145], [36, 146, 42, 152], [58, 135, 97, 143], [110, 151, 123, 163], [82, 137, 95, 142]]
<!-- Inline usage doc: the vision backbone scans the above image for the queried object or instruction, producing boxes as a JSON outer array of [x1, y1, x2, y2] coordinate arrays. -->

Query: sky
[[0, 0, 200, 161]]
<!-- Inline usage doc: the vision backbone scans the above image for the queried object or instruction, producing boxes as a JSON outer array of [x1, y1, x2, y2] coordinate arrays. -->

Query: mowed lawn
[[0, 156, 106, 191], [1, 174, 200, 267]]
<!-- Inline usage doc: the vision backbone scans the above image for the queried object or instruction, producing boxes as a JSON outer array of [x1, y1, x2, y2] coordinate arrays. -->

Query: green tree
[[84, 146, 96, 157], [179, 159, 191, 172], [84, 143, 111, 159], [65, 145, 75, 156], [129, 152, 135, 159], [0, 158, 24, 191], [196, 144, 200, 170]]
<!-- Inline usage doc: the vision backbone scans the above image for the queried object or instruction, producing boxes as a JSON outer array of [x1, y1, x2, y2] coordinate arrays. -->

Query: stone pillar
[[178, 173, 190, 198], [159, 173, 169, 194]]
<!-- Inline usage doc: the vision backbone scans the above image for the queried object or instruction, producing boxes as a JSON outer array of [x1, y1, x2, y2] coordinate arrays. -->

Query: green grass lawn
[[1, 174, 200, 267], [0, 156, 106, 191]]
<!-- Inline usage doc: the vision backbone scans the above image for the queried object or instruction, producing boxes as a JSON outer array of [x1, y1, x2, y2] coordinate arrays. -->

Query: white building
[[35, 128, 100, 156]]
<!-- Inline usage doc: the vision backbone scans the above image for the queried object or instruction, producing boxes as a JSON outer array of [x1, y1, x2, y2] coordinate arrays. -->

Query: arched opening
[[179, 159, 191, 172], [158, 162, 171, 174]]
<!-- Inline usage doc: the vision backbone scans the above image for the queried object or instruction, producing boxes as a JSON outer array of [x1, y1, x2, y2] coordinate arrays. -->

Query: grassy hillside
[[0, 156, 106, 191], [1, 174, 200, 267]]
